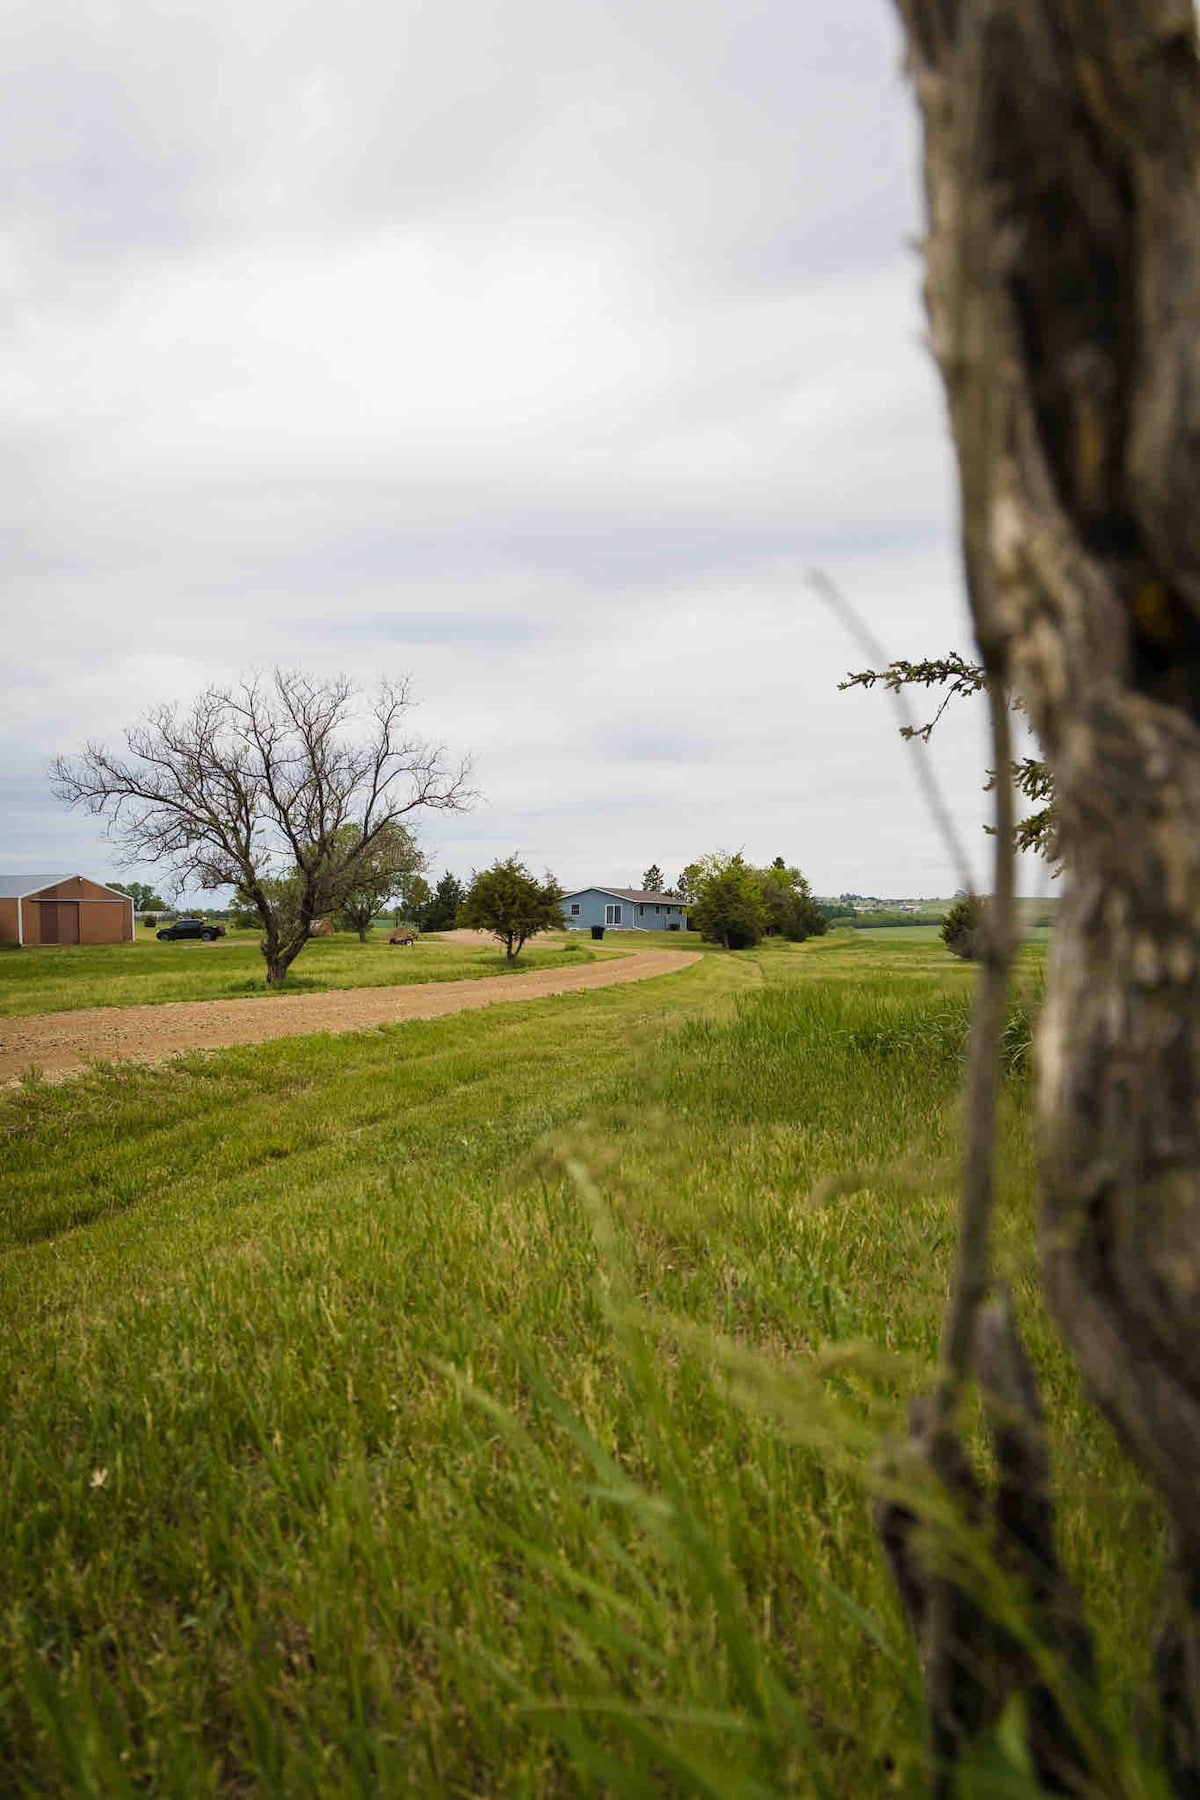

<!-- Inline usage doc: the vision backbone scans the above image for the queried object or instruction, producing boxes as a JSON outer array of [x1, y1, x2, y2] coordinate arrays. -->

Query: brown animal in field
[[388, 928, 417, 946]]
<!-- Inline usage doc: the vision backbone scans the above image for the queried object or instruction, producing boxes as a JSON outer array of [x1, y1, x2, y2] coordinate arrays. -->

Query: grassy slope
[[0, 937, 1162, 1794], [0, 932, 601, 1018]]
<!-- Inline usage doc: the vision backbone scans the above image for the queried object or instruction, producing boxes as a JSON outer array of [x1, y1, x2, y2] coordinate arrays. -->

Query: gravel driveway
[[0, 948, 701, 1084]]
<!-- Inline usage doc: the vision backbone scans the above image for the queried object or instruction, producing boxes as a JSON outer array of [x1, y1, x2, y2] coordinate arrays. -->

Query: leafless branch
[[52, 667, 474, 985]]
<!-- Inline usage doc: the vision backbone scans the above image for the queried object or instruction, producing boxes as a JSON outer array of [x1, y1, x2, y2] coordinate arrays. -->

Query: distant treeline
[[818, 898, 1058, 931], [817, 900, 945, 928]]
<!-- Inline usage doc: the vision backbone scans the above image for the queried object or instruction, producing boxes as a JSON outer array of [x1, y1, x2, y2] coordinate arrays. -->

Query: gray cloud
[[319, 610, 550, 650], [0, 0, 1024, 900]]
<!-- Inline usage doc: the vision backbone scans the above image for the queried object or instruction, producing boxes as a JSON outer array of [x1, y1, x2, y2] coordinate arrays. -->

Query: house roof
[[0, 873, 127, 900], [561, 886, 686, 907]]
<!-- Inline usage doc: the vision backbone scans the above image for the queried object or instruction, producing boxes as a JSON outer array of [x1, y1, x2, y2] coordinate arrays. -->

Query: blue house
[[560, 886, 688, 932]]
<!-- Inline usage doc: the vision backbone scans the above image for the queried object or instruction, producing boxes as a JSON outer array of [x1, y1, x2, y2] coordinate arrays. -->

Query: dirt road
[[0, 948, 701, 1084]]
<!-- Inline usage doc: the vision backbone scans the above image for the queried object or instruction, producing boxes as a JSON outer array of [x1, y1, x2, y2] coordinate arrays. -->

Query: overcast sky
[[0, 0, 1047, 900]]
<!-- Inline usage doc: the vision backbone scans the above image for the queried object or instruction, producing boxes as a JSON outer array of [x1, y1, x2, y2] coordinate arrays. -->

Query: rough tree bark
[[888, 0, 1200, 1787]]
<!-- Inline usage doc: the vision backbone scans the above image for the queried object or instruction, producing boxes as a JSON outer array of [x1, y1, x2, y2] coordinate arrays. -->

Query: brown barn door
[[38, 903, 80, 945]]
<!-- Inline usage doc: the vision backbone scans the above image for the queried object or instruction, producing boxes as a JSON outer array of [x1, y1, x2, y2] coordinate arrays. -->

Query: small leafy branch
[[840, 657, 1057, 859]]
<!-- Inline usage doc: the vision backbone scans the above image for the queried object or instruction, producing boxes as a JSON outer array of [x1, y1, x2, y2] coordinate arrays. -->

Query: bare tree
[[53, 670, 473, 986], [880, 2, 1200, 1789]]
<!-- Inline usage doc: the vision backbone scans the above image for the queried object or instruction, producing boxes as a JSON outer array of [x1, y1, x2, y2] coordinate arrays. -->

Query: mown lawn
[[0, 936, 1163, 1794], [0, 930, 601, 1018]]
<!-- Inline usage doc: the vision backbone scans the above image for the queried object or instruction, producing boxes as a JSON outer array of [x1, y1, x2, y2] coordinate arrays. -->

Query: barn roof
[[0, 873, 125, 899], [561, 886, 685, 907], [0, 873, 75, 899]]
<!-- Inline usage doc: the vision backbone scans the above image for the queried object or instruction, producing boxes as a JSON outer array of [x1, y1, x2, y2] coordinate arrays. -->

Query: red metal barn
[[0, 874, 135, 947]]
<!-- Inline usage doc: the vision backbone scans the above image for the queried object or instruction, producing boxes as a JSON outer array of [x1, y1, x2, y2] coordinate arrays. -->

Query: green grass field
[[0, 935, 1162, 1793], [846, 923, 948, 943], [848, 922, 1053, 945], [0, 931, 602, 1018]]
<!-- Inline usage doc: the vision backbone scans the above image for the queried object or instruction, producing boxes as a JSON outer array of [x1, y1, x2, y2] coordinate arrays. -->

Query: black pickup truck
[[156, 918, 225, 942]]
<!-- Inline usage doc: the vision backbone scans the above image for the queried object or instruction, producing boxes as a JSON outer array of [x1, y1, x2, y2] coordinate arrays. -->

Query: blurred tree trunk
[[891, 0, 1200, 1785]]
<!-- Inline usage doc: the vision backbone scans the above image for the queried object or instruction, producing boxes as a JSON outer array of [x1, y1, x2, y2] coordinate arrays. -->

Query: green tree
[[394, 870, 432, 928], [109, 880, 167, 912], [228, 896, 263, 931], [333, 824, 424, 941], [675, 862, 703, 905], [641, 863, 666, 893], [689, 853, 768, 950], [940, 893, 983, 961], [753, 861, 828, 942], [423, 871, 465, 932], [459, 857, 564, 963]]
